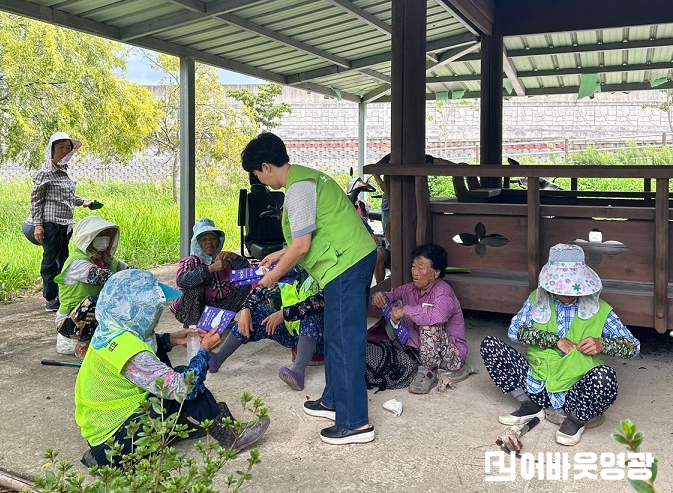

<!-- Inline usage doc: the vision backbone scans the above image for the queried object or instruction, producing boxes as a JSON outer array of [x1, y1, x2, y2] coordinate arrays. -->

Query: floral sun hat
[[531, 243, 602, 323]]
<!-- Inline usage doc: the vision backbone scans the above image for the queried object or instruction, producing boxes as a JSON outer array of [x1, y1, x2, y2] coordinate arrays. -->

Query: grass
[[3, 144, 672, 302], [0, 173, 355, 302]]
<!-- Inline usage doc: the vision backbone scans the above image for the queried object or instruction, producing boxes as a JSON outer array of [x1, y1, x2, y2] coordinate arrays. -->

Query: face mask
[[91, 236, 110, 252]]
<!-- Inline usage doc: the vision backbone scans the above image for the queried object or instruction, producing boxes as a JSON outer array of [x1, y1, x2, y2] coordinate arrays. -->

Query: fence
[[1, 134, 670, 182]]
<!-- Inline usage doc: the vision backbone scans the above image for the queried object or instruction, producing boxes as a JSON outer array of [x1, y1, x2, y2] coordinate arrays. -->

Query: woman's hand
[[218, 251, 238, 263], [372, 292, 387, 309], [169, 327, 204, 347], [557, 337, 577, 355], [208, 256, 227, 273], [33, 225, 44, 245], [258, 271, 277, 289], [262, 310, 284, 335], [200, 326, 222, 352], [577, 336, 604, 355], [237, 309, 253, 338], [259, 248, 286, 268], [391, 304, 404, 323]]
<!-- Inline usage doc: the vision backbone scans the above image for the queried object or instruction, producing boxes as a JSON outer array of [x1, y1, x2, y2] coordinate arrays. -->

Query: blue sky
[[120, 49, 264, 86]]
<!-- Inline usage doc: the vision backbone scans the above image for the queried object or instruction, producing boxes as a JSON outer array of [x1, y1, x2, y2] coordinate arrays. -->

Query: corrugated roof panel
[[84, 0, 176, 26]]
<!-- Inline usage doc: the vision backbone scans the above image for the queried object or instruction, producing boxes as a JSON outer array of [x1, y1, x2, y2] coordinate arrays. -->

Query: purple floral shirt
[[378, 279, 467, 361]]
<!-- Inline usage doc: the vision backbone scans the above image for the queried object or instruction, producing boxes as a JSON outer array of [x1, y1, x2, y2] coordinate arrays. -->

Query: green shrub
[[611, 419, 658, 493], [33, 377, 267, 493]]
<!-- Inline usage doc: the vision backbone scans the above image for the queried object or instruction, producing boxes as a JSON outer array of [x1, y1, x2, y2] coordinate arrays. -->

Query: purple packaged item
[[197, 306, 236, 334], [231, 264, 299, 287], [382, 301, 410, 344]]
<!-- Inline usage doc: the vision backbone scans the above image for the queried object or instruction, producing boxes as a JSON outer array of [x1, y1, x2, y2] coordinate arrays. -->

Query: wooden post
[[527, 175, 541, 291], [390, 0, 426, 286], [480, 27, 503, 187], [654, 177, 669, 333]]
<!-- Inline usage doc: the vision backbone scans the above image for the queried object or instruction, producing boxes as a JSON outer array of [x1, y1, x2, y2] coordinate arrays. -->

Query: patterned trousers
[[480, 335, 619, 421], [418, 324, 463, 372]]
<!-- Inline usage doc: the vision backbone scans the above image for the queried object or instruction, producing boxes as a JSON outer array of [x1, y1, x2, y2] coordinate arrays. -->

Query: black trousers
[[40, 222, 71, 301]]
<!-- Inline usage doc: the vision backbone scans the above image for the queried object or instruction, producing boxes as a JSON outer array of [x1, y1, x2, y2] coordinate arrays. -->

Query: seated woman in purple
[[371, 242, 467, 394]]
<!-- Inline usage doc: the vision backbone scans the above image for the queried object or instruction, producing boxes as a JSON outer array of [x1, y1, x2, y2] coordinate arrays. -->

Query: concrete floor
[[0, 264, 671, 492]]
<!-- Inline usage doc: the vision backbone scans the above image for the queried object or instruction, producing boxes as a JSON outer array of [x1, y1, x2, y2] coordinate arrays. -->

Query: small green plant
[[611, 419, 658, 493], [33, 375, 267, 493]]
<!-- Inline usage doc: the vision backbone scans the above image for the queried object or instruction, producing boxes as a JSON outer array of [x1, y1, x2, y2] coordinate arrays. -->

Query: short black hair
[[411, 242, 448, 278], [241, 132, 290, 173]]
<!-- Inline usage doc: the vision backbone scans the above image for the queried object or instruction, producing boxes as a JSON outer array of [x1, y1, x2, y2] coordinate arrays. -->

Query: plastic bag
[[56, 333, 77, 355]]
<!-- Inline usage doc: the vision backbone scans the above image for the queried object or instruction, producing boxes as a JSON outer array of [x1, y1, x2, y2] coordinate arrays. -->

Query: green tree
[[144, 52, 258, 202], [0, 14, 159, 168], [227, 83, 292, 130]]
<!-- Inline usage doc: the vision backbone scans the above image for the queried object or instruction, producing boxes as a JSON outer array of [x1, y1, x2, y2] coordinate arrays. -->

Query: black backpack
[[365, 339, 418, 392]]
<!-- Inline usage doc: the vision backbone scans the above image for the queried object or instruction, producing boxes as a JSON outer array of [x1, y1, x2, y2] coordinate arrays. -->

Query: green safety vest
[[282, 165, 376, 288], [55, 250, 120, 315], [526, 290, 610, 393], [75, 331, 154, 446], [278, 275, 319, 335]]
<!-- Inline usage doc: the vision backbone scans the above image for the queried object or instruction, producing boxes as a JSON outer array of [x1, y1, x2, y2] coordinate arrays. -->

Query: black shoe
[[303, 398, 336, 420], [45, 298, 60, 312], [231, 417, 270, 453], [498, 400, 545, 425], [556, 413, 585, 446], [81, 449, 98, 467], [319, 425, 375, 445]]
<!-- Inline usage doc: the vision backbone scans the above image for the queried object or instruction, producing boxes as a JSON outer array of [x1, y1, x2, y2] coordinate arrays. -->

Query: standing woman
[[241, 132, 377, 445], [23, 132, 98, 311]]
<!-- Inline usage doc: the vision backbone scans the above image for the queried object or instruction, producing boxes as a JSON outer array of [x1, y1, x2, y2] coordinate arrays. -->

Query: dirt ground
[[0, 264, 671, 492]]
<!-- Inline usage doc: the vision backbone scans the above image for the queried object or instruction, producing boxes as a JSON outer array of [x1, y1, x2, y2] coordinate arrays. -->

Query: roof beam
[[215, 12, 351, 68], [0, 0, 120, 38], [292, 82, 361, 103], [286, 32, 478, 84], [526, 80, 673, 96], [437, 0, 493, 35], [433, 0, 478, 35], [426, 41, 480, 73], [377, 80, 673, 102], [166, 0, 206, 13], [121, 0, 258, 40], [456, 37, 673, 64], [517, 62, 673, 79], [362, 84, 391, 103], [323, 0, 391, 36], [499, 0, 673, 36], [502, 48, 526, 96]]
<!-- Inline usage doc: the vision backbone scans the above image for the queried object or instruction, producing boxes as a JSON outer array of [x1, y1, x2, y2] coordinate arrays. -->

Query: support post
[[358, 102, 367, 178], [480, 27, 503, 187], [390, 0, 426, 286], [179, 56, 196, 258]]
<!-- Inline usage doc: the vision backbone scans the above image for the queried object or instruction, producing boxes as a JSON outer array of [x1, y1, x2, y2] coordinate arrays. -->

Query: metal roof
[[2, 0, 673, 103]]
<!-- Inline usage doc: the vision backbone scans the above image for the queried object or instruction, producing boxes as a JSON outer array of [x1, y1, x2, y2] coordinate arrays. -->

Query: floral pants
[[418, 324, 462, 372], [480, 335, 618, 421]]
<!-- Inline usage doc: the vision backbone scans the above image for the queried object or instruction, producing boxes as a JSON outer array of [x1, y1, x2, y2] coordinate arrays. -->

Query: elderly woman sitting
[[171, 218, 251, 328], [371, 242, 467, 394], [55, 215, 130, 359], [75, 269, 269, 467], [480, 243, 641, 446]]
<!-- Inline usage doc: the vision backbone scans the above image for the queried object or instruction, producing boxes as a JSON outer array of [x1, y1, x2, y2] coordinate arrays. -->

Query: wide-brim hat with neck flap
[[531, 243, 602, 323], [190, 218, 225, 265]]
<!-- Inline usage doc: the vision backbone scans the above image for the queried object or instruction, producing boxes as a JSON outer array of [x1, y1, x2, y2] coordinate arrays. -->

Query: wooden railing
[[364, 163, 673, 332]]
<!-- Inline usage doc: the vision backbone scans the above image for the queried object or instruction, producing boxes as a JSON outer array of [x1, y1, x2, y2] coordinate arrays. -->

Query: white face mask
[[91, 236, 110, 252]]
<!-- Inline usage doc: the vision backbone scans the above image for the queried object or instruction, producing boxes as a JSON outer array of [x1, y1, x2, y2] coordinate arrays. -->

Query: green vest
[[75, 331, 154, 446], [55, 250, 120, 315], [278, 275, 319, 335], [526, 290, 610, 393], [282, 165, 376, 287]]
